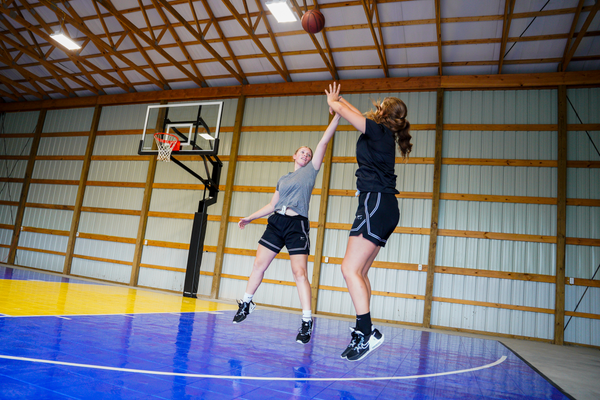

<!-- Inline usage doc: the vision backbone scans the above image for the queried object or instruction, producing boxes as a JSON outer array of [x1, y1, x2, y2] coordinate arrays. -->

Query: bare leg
[[341, 235, 380, 316], [361, 246, 380, 310], [290, 254, 311, 311], [244, 244, 278, 295]]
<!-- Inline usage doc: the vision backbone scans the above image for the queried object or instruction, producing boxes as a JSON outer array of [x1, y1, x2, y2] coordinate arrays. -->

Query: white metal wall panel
[[565, 286, 600, 347], [70, 258, 131, 283], [38, 136, 88, 156], [74, 238, 134, 264], [563, 88, 600, 346], [32, 160, 83, 180], [82, 187, 144, 210], [27, 184, 78, 206], [93, 135, 141, 156], [2, 111, 40, 133], [78, 212, 139, 238], [443, 90, 557, 124], [87, 161, 147, 182], [433, 89, 561, 339], [43, 108, 95, 133], [16, 249, 64, 273], [0, 183, 22, 203], [98, 103, 156, 131], [23, 208, 73, 231]]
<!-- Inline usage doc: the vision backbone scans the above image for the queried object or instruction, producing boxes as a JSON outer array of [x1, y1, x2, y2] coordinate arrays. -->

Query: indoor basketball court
[[0, 265, 573, 399]]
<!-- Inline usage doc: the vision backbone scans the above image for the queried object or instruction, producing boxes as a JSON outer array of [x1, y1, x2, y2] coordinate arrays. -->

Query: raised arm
[[311, 113, 341, 171], [325, 82, 367, 134], [238, 190, 279, 229]]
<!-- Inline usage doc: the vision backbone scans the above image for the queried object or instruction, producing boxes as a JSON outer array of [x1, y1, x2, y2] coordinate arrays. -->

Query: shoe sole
[[346, 333, 385, 362]]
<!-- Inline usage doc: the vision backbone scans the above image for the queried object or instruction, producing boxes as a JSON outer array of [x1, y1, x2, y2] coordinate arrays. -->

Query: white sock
[[243, 293, 254, 303], [302, 310, 312, 322]]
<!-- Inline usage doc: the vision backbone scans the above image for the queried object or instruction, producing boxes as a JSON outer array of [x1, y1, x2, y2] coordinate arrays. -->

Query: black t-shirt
[[355, 118, 398, 194]]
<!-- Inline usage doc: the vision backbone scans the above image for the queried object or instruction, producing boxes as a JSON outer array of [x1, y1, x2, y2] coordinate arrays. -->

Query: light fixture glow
[[265, 0, 297, 23], [51, 31, 81, 50]]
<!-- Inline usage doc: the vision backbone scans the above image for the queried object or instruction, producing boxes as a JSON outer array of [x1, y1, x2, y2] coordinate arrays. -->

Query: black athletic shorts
[[259, 213, 310, 255], [349, 192, 399, 247]]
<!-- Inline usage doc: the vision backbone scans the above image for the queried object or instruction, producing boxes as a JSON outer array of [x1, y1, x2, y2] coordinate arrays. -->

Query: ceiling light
[[265, 0, 297, 23], [50, 31, 81, 50], [199, 133, 215, 141]]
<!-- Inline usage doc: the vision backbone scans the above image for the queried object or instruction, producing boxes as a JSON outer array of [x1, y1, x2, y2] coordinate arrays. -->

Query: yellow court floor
[[0, 269, 237, 317]]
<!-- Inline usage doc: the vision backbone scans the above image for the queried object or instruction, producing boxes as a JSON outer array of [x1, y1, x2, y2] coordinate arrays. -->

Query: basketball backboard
[[138, 101, 223, 157]]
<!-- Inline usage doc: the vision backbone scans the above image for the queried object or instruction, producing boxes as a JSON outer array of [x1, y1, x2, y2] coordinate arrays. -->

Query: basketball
[[301, 9, 325, 34]]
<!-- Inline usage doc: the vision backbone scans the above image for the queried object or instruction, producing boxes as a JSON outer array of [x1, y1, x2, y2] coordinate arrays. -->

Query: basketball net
[[154, 133, 180, 162]]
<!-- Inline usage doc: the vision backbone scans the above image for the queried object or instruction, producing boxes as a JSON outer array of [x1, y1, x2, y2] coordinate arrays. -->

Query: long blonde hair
[[364, 97, 412, 159]]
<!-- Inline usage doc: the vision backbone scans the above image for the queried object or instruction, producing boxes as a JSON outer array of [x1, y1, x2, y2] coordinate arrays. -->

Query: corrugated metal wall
[[0, 111, 39, 263], [434, 90, 558, 339], [19, 108, 94, 272], [564, 88, 600, 347], [1, 87, 597, 346]]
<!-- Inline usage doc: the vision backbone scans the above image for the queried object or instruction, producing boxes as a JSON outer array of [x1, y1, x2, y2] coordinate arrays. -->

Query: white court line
[[0, 354, 507, 382]]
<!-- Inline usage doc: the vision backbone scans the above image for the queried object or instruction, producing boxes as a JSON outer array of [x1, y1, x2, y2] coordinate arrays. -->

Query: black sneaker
[[345, 328, 384, 362], [296, 319, 313, 344], [340, 327, 360, 359], [232, 300, 255, 323]]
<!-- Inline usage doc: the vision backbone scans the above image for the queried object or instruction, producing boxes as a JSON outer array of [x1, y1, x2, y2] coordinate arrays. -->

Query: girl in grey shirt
[[232, 113, 341, 345]]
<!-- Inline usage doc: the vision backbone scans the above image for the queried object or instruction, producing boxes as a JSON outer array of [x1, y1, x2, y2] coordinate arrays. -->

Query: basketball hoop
[[154, 132, 180, 162]]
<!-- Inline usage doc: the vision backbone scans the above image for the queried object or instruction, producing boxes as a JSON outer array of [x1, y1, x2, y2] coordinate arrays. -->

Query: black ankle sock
[[356, 312, 371, 336]]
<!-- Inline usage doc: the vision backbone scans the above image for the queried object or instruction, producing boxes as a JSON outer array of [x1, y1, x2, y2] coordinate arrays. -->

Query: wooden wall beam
[[554, 85, 568, 345], [311, 113, 336, 313], [130, 103, 166, 286], [2, 71, 600, 112], [422, 88, 444, 328], [7, 109, 46, 264], [63, 105, 102, 275], [211, 95, 246, 298]]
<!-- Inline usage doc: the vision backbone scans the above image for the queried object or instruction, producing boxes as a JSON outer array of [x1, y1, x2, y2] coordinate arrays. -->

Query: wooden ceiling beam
[[0, 71, 43, 99], [0, 31, 76, 97], [360, 0, 388, 77], [561, 0, 600, 72], [137, 0, 157, 45], [560, 0, 585, 72], [150, 0, 207, 87], [253, 0, 290, 84], [0, 5, 74, 96], [0, 87, 19, 102], [4, 71, 600, 113], [435, 0, 442, 75], [0, 53, 65, 97], [95, 0, 206, 88], [221, 0, 290, 82], [199, 0, 248, 84], [91, 0, 137, 91], [289, 0, 338, 80], [7, 5, 124, 95], [36, 0, 166, 90], [155, 0, 246, 84], [498, 0, 516, 74]]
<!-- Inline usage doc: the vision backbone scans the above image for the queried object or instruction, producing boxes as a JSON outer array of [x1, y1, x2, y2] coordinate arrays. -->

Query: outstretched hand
[[325, 82, 341, 112], [238, 217, 251, 229]]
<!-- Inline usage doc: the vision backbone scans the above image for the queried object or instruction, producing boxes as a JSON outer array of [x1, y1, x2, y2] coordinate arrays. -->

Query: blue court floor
[[0, 266, 572, 399]]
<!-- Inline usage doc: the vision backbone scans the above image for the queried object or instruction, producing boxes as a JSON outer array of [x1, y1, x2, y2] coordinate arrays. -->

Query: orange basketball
[[301, 9, 325, 34]]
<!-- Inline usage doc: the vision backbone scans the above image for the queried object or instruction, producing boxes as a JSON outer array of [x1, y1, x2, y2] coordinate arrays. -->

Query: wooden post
[[130, 104, 166, 286], [422, 88, 444, 328], [554, 85, 567, 345], [63, 105, 102, 275], [310, 114, 335, 313], [211, 95, 246, 299], [7, 109, 46, 264]]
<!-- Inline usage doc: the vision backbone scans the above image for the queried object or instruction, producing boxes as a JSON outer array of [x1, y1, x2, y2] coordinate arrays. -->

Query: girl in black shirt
[[326, 81, 412, 361]]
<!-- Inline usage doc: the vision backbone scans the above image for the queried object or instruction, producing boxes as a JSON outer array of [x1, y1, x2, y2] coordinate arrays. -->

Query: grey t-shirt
[[274, 161, 319, 219]]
